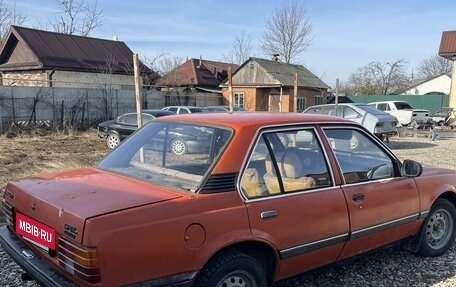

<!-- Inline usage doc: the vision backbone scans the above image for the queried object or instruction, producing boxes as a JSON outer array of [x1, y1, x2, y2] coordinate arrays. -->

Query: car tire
[[170, 138, 187, 155], [193, 251, 268, 287], [106, 133, 121, 149], [417, 198, 456, 257]]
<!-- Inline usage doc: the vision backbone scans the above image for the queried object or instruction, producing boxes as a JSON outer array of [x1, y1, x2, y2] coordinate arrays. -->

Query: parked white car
[[161, 106, 208, 114], [303, 103, 398, 140], [368, 101, 430, 126]]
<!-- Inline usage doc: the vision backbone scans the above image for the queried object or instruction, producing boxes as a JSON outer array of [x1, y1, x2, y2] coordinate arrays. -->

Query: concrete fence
[[0, 86, 222, 131]]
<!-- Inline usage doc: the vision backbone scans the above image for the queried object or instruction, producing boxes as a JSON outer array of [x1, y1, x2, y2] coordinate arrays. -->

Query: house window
[[297, 97, 306, 112], [314, 95, 323, 105], [234, 92, 245, 108]]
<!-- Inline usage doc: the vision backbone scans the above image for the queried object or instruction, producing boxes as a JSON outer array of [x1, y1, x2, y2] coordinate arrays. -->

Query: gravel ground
[[1, 134, 456, 286]]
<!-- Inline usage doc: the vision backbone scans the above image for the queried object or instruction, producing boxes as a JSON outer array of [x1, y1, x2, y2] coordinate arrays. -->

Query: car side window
[[377, 103, 388, 111], [179, 108, 189, 114], [343, 106, 360, 119], [118, 114, 137, 125], [142, 114, 154, 124], [323, 128, 395, 184], [168, 107, 178, 113], [240, 129, 331, 199]]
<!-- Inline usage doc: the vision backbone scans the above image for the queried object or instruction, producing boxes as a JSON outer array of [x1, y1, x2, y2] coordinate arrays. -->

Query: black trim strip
[[350, 213, 419, 240], [279, 233, 348, 259], [419, 210, 430, 219]]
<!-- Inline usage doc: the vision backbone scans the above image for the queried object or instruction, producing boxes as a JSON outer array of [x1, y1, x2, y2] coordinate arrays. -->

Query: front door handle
[[260, 210, 277, 219], [352, 193, 365, 202]]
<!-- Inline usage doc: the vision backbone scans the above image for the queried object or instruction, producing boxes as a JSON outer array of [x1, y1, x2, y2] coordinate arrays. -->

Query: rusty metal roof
[[155, 58, 238, 87], [225, 57, 329, 89], [0, 26, 149, 74], [439, 31, 456, 60]]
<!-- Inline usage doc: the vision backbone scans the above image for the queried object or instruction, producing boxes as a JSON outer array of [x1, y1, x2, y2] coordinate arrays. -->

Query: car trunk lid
[[5, 167, 182, 243]]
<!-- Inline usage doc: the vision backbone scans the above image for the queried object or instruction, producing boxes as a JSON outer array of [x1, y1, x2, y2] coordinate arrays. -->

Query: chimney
[[271, 54, 280, 62], [197, 55, 202, 68]]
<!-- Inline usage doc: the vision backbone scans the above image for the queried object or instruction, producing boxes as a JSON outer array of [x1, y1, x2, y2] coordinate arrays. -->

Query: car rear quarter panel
[[83, 191, 253, 286]]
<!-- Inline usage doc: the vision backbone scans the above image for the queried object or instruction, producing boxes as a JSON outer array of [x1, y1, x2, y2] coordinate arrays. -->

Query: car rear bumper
[[0, 226, 196, 287], [0, 226, 76, 287]]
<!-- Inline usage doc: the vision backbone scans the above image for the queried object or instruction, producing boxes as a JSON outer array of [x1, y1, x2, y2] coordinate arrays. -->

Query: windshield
[[98, 122, 232, 191]]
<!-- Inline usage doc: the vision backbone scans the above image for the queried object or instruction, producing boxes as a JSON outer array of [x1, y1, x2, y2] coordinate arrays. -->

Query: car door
[[240, 128, 350, 279], [116, 114, 139, 138], [322, 127, 421, 259]]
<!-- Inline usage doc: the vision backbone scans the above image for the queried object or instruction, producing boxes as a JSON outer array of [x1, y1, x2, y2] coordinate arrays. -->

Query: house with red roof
[[155, 57, 238, 94]]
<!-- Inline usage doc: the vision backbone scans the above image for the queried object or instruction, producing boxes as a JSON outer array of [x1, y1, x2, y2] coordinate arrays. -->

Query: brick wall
[[222, 86, 325, 112], [2, 71, 47, 87]]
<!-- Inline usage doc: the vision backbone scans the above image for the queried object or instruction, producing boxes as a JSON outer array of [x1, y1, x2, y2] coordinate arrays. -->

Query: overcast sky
[[14, 0, 456, 88]]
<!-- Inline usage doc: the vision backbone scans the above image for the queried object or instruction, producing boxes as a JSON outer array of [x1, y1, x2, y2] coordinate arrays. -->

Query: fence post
[[11, 86, 16, 124]]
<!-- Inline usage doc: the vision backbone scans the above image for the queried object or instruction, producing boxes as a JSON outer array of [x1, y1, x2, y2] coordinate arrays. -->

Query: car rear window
[[98, 122, 232, 191]]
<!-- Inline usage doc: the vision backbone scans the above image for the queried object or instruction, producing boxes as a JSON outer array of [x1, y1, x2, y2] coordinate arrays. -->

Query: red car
[[1, 112, 456, 287]]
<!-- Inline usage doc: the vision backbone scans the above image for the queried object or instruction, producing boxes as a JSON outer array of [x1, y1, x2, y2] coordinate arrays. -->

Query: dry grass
[[0, 129, 107, 190]]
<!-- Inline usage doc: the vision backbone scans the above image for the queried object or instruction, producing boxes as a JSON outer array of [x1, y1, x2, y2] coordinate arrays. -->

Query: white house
[[402, 73, 451, 95]]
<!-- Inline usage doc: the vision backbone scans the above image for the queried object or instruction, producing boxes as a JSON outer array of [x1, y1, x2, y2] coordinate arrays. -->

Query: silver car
[[303, 103, 398, 140]]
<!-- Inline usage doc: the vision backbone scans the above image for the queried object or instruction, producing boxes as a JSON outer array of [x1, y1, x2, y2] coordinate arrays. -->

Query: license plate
[[15, 212, 56, 251]]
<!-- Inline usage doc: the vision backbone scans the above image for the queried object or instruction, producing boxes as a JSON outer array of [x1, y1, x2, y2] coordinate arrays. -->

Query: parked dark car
[[2, 112, 456, 287], [97, 109, 174, 149], [205, 105, 245, 112]]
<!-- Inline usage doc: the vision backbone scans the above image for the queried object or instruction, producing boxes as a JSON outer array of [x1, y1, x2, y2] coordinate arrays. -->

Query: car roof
[[142, 109, 175, 117], [154, 112, 353, 129]]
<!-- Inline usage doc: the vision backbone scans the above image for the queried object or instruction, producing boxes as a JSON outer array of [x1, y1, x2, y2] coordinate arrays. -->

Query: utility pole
[[294, 73, 298, 112], [228, 66, 233, 113], [133, 54, 142, 128]]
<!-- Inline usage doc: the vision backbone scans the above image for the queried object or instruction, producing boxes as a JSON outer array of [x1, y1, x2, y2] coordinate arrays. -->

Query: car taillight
[[1, 199, 14, 228], [58, 237, 100, 284]]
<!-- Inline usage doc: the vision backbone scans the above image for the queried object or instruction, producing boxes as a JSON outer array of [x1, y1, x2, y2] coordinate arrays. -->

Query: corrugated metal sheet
[[345, 94, 449, 113], [0, 26, 148, 74], [439, 31, 456, 59]]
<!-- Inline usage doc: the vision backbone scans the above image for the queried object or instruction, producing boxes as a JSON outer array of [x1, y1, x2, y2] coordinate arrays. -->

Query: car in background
[[368, 101, 430, 127], [205, 105, 246, 112], [97, 109, 174, 149], [303, 103, 398, 140], [162, 106, 208, 114], [2, 112, 456, 287]]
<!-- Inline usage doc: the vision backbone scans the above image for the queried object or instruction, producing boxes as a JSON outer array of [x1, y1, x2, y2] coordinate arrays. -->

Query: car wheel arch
[[195, 240, 278, 283]]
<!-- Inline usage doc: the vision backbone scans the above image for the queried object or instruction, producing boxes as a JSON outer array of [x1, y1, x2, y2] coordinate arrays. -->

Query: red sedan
[[1, 112, 456, 287]]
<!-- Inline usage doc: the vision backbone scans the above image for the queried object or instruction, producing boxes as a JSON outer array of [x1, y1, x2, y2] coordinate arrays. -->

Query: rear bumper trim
[[0, 226, 76, 287]]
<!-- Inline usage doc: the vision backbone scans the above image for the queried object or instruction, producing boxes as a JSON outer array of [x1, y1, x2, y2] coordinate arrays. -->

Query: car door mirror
[[402, 160, 423, 177]]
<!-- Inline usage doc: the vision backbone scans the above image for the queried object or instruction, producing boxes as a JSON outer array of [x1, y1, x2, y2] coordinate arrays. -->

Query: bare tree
[[260, 0, 312, 63], [345, 59, 411, 95], [223, 29, 252, 65], [417, 54, 452, 81], [0, 0, 26, 43], [52, 0, 103, 36], [27, 88, 51, 126]]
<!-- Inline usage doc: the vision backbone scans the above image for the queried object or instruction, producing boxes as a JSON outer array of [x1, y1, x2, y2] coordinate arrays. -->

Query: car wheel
[[349, 135, 359, 149], [170, 138, 187, 155], [193, 251, 268, 287], [417, 198, 456, 257], [106, 133, 120, 149]]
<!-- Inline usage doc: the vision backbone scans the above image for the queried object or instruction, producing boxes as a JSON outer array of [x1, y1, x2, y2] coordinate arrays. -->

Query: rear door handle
[[352, 193, 365, 202], [260, 210, 277, 219]]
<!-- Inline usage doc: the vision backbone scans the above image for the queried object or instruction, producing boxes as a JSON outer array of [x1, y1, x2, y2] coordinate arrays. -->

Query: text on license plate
[[15, 212, 56, 251]]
